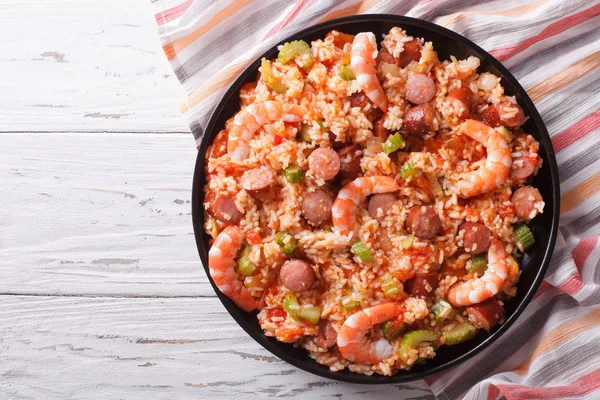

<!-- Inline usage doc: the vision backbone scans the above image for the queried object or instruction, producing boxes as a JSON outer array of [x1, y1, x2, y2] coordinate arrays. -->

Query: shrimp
[[351, 32, 388, 112], [447, 238, 508, 306], [337, 303, 405, 364], [454, 119, 512, 198], [208, 225, 258, 312], [227, 101, 305, 160], [332, 176, 399, 236]]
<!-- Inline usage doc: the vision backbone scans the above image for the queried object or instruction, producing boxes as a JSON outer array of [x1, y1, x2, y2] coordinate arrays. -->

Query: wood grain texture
[[0, 296, 433, 399], [0, 0, 189, 133], [0, 133, 210, 297]]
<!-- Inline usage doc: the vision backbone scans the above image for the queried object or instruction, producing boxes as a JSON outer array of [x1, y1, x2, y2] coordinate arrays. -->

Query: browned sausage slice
[[483, 98, 525, 128], [405, 272, 438, 298], [328, 131, 350, 148], [302, 190, 333, 225], [314, 320, 337, 348], [511, 186, 543, 220], [337, 144, 362, 181], [368, 193, 397, 221], [404, 103, 435, 136], [482, 103, 501, 127], [406, 206, 441, 240], [405, 73, 436, 105], [510, 155, 538, 180], [309, 148, 341, 181], [350, 91, 370, 108], [398, 40, 422, 68], [208, 193, 243, 224], [448, 86, 473, 120], [373, 118, 388, 140], [460, 222, 492, 254], [466, 298, 504, 331], [377, 49, 396, 66], [280, 259, 315, 293], [497, 100, 525, 128], [240, 168, 275, 200]]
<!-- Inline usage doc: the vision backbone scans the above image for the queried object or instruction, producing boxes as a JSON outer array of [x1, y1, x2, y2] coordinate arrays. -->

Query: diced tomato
[[407, 246, 433, 266], [525, 153, 540, 167], [444, 135, 466, 154], [326, 31, 355, 48], [267, 307, 286, 320], [246, 229, 262, 245], [439, 225, 453, 236], [424, 137, 443, 153], [471, 149, 485, 163], [276, 325, 304, 343], [341, 52, 351, 65], [412, 174, 432, 196], [273, 134, 283, 146], [498, 204, 514, 218]]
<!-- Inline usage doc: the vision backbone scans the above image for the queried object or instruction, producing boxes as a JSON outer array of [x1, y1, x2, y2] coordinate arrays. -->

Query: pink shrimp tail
[[351, 32, 388, 112], [337, 303, 405, 364], [447, 239, 508, 306], [455, 120, 512, 198], [208, 225, 258, 312], [332, 176, 399, 236], [227, 101, 304, 161]]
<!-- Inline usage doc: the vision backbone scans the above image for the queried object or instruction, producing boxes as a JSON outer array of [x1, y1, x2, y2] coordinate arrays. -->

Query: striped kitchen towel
[[150, 0, 600, 398]]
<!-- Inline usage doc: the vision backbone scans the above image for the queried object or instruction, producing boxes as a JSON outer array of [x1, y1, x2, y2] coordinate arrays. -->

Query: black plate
[[191, 14, 560, 383]]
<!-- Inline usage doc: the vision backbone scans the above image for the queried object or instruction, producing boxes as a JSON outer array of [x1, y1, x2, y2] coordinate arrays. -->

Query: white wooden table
[[0, 1, 433, 398]]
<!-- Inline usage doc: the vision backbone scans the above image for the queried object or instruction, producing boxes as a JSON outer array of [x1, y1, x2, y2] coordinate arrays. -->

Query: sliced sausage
[[405, 73, 436, 105], [482, 98, 525, 128], [240, 168, 275, 200], [448, 86, 473, 119], [350, 91, 370, 108], [404, 135, 425, 152], [404, 103, 435, 136], [377, 49, 396, 66], [314, 320, 337, 348], [207, 193, 243, 224], [337, 144, 362, 181], [328, 131, 350, 148], [460, 222, 492, 254], [368, 193, 397, 221], [308, 148, 341, 181], [405, 272, 438, 298], [406, 206, 441, 240], [482, 103, 501, 127], [373, 118, 388, 140], [511, 186, 543, 220], [510, 155, 538, 180], [466, 298, 505, 331], [398, 39, 422, 68], [302, 190, 333, 225], [280, 259, 315, 293], [498, 100, 525, 128]]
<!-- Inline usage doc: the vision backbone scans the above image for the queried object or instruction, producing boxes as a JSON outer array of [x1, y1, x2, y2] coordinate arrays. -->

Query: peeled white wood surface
[[0, 133, 208, 297], [0, 296, 433, 399], [0, 0, 189, 133]]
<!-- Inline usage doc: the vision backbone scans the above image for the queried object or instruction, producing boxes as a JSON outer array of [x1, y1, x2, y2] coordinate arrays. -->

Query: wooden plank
[[0, 132, 213, 297], [0, 0, 189, 133], [0, 295, 433, 399]]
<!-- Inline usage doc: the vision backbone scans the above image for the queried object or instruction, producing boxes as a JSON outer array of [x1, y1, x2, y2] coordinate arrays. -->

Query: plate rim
[[191, 13, 561, 384]]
